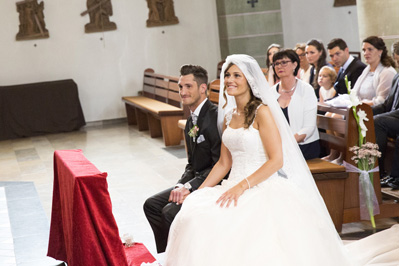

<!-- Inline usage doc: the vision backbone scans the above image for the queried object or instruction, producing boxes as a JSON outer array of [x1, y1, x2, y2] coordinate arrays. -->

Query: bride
[[164, 54, 399, 266]]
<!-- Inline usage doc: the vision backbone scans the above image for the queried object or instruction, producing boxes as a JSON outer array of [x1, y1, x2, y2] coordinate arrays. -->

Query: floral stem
[[369, 209, 376, 228]]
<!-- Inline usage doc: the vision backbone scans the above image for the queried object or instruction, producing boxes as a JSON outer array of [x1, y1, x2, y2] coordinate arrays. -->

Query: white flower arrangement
[[357, 109, 369, 138]]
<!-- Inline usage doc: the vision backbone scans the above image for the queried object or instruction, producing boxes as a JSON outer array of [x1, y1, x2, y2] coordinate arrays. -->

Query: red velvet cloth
[[125, 243, 157, 266], [47, 149, 128, 266]]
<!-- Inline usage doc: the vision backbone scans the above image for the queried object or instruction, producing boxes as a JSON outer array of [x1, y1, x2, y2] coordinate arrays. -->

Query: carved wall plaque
[[16, 0, 49, 41], [146, 0, 179, 27], [334, 0, 356, 7], [81, 0, 117, 33]]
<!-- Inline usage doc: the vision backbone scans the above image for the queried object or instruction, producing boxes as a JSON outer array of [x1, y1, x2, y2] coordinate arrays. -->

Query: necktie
[[191, 114, 198, 125], [391, 82, 399, 111], [337, 67, 344, 80]]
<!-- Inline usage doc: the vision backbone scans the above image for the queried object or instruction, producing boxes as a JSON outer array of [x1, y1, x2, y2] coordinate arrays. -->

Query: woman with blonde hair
[[265, 43, 281, 86], [295, 43, 311, 83]]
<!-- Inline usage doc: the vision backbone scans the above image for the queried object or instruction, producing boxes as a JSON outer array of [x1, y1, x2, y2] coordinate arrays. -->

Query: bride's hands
[[216, 183, 246, 208]]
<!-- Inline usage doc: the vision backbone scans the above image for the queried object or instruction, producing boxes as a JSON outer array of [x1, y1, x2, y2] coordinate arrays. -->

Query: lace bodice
[[222, 125, 268, 183]]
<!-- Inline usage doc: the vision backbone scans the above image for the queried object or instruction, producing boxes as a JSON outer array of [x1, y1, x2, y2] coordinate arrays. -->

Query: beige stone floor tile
[[0, 149, 16, 161], [17, 160, 47, 176], [0, 160, 21, 180], [10, 139, 34, 151]]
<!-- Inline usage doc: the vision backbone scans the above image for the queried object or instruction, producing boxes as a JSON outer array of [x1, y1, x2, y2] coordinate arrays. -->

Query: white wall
[[0, 0, 221, 122], [280, 0, 360, 53]]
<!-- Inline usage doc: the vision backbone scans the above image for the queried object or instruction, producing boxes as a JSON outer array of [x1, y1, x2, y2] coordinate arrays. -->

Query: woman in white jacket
[[352, 36, 397, 106], [272, 49, 320, 160]]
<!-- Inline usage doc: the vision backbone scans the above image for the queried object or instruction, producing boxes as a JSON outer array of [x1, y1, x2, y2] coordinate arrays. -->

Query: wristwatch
[[174, 183, 183, 189], [183, 182, 193, 192]]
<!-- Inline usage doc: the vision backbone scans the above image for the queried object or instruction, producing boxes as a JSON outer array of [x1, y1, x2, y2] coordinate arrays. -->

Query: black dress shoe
[[387, 178, 399, 190], [380, 176, 395, 187]]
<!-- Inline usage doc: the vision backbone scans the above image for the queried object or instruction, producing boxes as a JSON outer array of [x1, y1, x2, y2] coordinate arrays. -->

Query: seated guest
[[294, 43, 312, 83], [327, 38, 366, 95], [323, 38, 367, 164], [143, 65, 222, 253], [272, 49, 320, 160], [306, 39, 331, 98], [375, 41, 399, 189], [318, 66, 337, 103], [265, 43, 281, 86], [352, 36, 396, 106]]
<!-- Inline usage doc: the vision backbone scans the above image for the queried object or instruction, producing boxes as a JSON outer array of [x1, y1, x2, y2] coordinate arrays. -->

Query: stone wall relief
[[16, 0, 49, 41], [80, 0, 117, 33], [146, 0, 179, 27]]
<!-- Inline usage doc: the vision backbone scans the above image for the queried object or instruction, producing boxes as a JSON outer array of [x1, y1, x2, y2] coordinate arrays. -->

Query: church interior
[[0, 0, 398, 265]]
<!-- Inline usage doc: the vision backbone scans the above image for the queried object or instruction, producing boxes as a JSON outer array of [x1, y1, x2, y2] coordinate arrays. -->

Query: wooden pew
[[122, 69, 185, 146], [308, 104, 350, 231], [208, 79, 220, 105]]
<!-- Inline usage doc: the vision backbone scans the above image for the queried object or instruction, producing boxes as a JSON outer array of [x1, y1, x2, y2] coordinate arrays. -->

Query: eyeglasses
[[272, 60, 291, 67], [297, 53, 306, 57]]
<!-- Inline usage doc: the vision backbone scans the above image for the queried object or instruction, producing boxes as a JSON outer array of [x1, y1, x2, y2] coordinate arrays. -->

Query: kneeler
[[47, 149, 157, 266]]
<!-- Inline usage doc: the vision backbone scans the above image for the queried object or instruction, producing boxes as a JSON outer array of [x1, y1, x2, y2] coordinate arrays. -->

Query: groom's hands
[[169, 187, 191, 205]]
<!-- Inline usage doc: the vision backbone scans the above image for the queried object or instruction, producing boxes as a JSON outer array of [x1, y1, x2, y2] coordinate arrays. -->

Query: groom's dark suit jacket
[[334, 57, 366, 95], [178, 99, 221, 190]]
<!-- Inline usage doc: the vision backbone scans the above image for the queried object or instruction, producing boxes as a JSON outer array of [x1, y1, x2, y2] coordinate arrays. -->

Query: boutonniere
[[188, 125, 199, 138]]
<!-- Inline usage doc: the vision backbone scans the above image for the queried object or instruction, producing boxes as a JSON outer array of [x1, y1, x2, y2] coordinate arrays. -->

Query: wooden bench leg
[[160, 116, 183, 146], [315, 179, 345, 232], [135, 109, 149, 131], [147, 114, 162, 138], [125, 104, 137, 125]]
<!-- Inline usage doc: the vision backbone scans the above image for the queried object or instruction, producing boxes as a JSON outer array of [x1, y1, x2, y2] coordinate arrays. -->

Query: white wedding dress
[[164, 120, 399, 266]]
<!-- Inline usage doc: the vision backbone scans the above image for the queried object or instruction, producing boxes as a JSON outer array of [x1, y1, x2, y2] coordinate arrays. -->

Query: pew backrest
[[208, 79, 220, 105]]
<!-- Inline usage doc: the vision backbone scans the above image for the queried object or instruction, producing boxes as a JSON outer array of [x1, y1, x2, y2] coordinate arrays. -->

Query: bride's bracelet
[[245, 178, 251, 189]]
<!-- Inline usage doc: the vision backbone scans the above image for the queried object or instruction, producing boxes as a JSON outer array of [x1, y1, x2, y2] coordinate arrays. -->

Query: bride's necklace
[[280, 79, 297, 93], [233, 109, 244, 116]]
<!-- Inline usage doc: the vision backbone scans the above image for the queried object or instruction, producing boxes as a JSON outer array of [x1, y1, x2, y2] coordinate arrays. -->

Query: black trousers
[[143, 187, 182, 253], [374, 112, 399, 178], [299, 139, 320, 160]]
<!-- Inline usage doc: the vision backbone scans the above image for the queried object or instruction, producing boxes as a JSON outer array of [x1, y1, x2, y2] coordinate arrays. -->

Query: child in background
[[318, 66, 337, 102]]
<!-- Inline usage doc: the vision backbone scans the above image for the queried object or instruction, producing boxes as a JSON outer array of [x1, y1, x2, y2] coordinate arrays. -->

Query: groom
[[143, 64, 222, 253]]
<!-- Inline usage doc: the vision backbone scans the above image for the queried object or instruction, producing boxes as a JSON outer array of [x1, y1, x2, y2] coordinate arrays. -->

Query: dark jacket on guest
[[334, 57, 366, 95]]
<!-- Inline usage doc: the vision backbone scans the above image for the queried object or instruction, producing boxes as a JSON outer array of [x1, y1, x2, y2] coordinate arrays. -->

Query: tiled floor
[[0, 120, 397, 265]]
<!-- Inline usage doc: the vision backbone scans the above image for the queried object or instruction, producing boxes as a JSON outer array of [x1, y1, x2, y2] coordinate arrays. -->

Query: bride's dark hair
[[223, 63, 262, 128]]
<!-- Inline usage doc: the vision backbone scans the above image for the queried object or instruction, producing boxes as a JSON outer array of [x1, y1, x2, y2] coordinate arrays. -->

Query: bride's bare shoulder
[[253, 104, 275, 129], [256, 104, 272, 118]]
